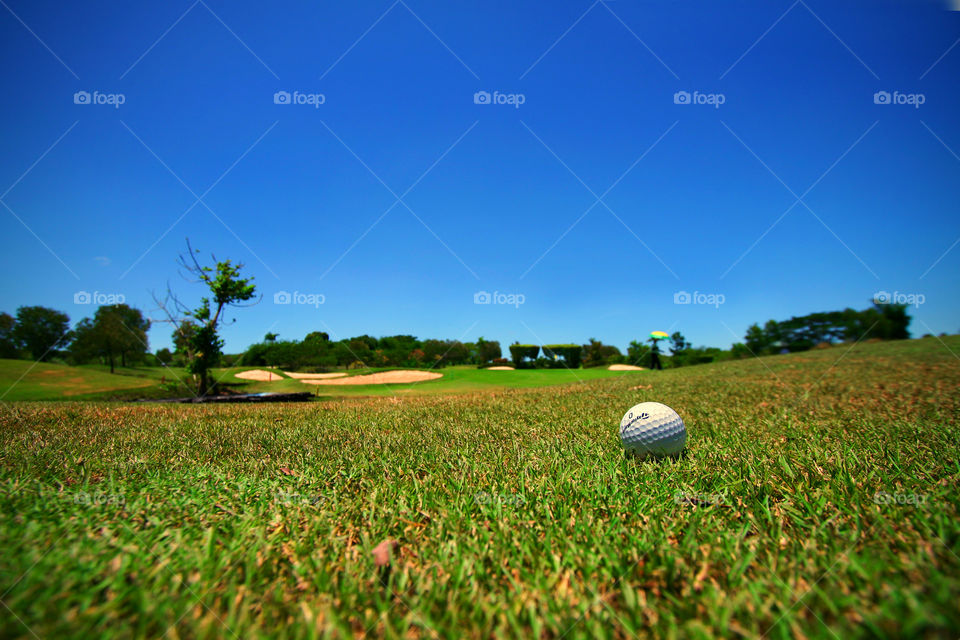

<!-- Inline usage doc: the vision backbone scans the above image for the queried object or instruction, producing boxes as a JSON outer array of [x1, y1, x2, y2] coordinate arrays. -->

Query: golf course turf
[[0, 336, 958, 638]]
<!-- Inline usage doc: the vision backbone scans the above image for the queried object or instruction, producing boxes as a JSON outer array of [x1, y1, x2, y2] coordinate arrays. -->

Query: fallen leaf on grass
[[372, 539, 400, 587], [372, 539, 399, 567], [279, 467, 294, 476]]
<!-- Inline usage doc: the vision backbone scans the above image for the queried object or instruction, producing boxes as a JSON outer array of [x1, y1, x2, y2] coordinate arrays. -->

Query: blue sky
[[1, 0, 958, 354]]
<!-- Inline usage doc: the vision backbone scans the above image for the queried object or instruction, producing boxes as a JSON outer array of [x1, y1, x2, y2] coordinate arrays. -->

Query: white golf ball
[[619, 401, 686, 459]]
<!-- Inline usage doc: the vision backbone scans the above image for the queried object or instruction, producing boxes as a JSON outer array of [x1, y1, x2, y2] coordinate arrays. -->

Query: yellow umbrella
[[650, 331, 669, 340]]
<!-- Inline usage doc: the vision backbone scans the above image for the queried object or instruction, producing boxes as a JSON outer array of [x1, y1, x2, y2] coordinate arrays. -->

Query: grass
[[222, 365, 646, 398], [0, 360, 160, 401], [0, 336, 958, 638], [0, 360, 644, 401]]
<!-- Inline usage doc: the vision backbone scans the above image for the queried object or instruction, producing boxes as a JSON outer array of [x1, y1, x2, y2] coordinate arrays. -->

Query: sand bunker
[[282, 371, 347, 379], [300, 370, 442, 385], [235, 369, 283, 381], [485, 366, 515, 370], [608, 364, 644, 371]]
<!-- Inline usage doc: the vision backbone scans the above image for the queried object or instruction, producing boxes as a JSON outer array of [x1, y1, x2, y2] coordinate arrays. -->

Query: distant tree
[[730, 343, 751, 359], [342, 338, 373, 367], [378, 335, 420, 366], [264, 332, 279, 342], [580, 339, 619, 368], [155, 347, 174, 365], [669, 332, 690, 356], [442, 340, 470, 366], [874, 302, 911, 340], [70, 305, 150, 373], [474, 336, 501, 364], [110, 304, 151, 367], [0, 312, 19, 359], [421, 339, 470, 367], [13, 306, 70, 361], [744, 323, 771, 355], [626, 340, 648, 366]]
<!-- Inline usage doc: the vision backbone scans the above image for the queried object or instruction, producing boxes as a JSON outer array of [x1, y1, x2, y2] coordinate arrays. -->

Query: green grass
[[0, 359, 161, 401], [229, 365, 646, 398], [0, 336, 958, 638], [0, 360, 643, 401]]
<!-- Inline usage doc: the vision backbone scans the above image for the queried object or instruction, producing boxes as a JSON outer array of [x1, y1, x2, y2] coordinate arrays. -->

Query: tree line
[[0, 305, 150, 373], [742, 303, 911, 355], [506, 332, 726, 369], [0, 301, 917, 375], [240, 333, 502, 370]]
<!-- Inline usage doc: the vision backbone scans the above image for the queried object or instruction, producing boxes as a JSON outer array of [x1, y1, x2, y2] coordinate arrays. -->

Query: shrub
[[509, 344, 539, 368], [542, 344, 582, 369], [582, 339, 621, 368]]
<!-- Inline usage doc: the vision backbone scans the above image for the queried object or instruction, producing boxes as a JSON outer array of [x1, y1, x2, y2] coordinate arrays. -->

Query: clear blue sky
[[1, 0, 958, 354]]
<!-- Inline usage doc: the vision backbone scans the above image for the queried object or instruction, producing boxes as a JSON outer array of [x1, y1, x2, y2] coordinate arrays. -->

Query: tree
[[626, 340, 648, 366], [13, 306, 69, 361], [730, 343, 751, 359], [156, 241, 257, 395], [264, 332, 279, 342], [744, 323, 771, 354], [111, 304, 151, 367], [69, 305, 150, 373], [743, 303, 912, 355], [580, 339, 618, 368], [474, 337, 501, 364], [0, 312, 20, 359], [669, 332, 689, 356], [421, 339, 470, 367], [155, 347, 173, 365]]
